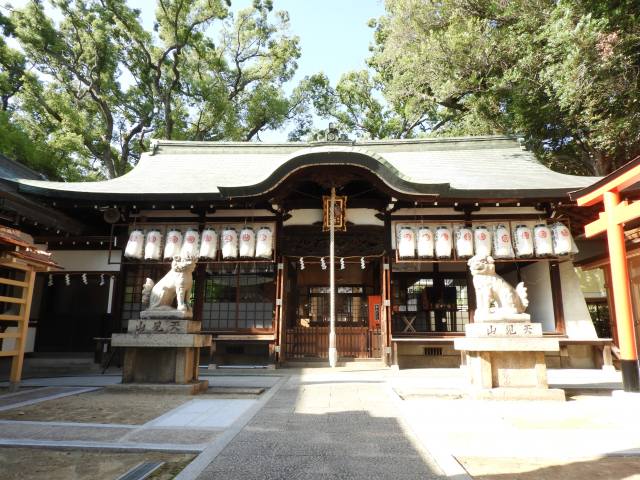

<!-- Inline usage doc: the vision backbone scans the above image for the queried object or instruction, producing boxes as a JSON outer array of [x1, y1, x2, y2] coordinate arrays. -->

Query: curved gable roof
[[13, 136, 600, 201]]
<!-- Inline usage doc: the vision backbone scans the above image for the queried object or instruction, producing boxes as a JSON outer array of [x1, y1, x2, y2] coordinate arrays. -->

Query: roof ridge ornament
[[310, 123, 354, 146]]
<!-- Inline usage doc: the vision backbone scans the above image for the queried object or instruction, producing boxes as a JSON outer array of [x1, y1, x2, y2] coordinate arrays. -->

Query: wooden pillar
[[549, 261, 565, 335], [603, 191, 639, 391]]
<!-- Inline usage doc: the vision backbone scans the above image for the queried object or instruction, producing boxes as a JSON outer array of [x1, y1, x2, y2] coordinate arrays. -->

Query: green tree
[[368, 0, 640, 175]]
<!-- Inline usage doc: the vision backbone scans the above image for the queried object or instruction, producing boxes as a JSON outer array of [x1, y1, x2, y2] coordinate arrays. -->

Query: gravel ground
[[0, 448, 194, 480], [457, 456, 640, 479], [0, 390, 195, 424]]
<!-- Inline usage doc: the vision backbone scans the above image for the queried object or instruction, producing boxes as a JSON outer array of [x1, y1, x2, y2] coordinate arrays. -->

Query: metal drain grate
[[424, 347, 443, 356], [117, 461, 164, 480]]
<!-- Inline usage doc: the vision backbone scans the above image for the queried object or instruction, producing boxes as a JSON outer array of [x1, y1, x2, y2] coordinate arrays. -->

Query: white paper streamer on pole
[[221, 228, 238, 259], [360, 257, 365, 270], [321, 257, 327, 270], [398, 226, 416, 259], [164, 229, 182, 259], [417, 227, 434, 258], [455, 226, 474, 259], [99, 274, 105, 286], [493, 224, 514, 259], [239, 227, 256, 258], [299, 257, 305, 270], [533, 224, 553, 257], [255, 227, 273, 259], [180, 228, 200, 259], [435, 226, 452, 259], [552, 222, 572, 256], [144, 229, 162, 260], [48, 274, 53, 287], [124, 229, 144, 259], [514, 224, 534, 258], [474, 226, 492, 257], [199, 228, 218, 259]]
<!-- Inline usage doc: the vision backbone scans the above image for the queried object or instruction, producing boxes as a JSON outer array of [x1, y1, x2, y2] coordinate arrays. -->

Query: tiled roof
[[13, 136, 600, 200]]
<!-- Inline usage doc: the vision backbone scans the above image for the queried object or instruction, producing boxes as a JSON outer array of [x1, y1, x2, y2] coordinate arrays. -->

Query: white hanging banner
[[533, 224, 553, 257], [514, 224, 534, 258], [455, 227, 474, 259], [221, 228, 238, 259], [144, 229, 162, 260], [493, 224, 514, 259], [199, 228, 218, 259], [124, 229, 144, 259], [398, 227, 416, 259], [435, 226, 452, 259], [180, 228, 200, 259], [552, 222, 572, 256], [474, 226, 492, 257], [239, 227, 256, 258], [417, 227, 434, 258], [164, 229, 182, 259], [255, 227, 273, 259]]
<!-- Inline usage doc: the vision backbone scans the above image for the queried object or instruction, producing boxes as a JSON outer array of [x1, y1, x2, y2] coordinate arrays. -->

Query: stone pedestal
[[454, 322, 565, 401], [111, 319, 212, 390]]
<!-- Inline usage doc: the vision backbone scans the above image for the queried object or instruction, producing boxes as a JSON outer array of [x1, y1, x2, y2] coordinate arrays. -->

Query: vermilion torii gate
[[571, 157, 640, 392]]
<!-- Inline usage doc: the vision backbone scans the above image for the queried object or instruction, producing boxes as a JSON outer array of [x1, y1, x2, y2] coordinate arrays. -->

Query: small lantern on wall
[[255, 226, 273, 259], [455, 226, 474, 259], [199, 228, 218, 259], [493, 224, 514, 258], [552, 222, 572, 256], [124, 229, 144, 259], [164, 229, 182, 259], [239, 226, 256, 258], [180, 228, 200, 259], [435, 226, 452, 259], [474, 226, 492, 257], [417, 227, 434, 258], [514, 224, 534, 258], [397, 226, 416, 259], [221, 227, 238, 259], [533, 223, 553, 257], [144, 229, 162, 260]]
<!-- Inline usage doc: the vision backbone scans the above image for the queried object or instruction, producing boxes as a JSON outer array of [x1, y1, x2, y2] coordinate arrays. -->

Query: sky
[[5, 0, 386, 141]]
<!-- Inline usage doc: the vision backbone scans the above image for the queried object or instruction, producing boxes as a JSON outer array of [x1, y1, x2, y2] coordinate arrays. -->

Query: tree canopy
[[1, 0, 305, 179]]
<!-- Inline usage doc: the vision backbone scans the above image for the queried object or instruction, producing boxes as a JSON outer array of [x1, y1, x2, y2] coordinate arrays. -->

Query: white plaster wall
[[50, 250, 122, 272], [519, 261, 555, 332], [561, 262, 598, 339], [284, 209, 322, 226], [346, 209, 384, 226]]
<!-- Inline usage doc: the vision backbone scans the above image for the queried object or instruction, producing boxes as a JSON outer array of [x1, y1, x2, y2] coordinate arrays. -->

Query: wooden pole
[[603, 191, 639, 391], [9, 268, 35, 391], [329, 187, 337, 367]]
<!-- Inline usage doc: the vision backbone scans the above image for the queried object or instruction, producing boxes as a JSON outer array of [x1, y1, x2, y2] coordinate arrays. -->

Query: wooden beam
[[10, 268, 35, 386], [0, 314, 23, 322], [0, 351, 19, 357], [0, 296, 25, 304], [0, 332, 20, 339], [0, 278, 28, 288], [576, 161, 640, 207], [584, 200, 640, 237]]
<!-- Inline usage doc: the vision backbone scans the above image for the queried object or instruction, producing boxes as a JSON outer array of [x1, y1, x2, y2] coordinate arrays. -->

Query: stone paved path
[[196, 372, 446, 480]]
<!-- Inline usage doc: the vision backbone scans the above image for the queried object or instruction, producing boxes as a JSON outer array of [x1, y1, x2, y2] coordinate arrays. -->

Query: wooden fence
[[285, 326, 381, 359]]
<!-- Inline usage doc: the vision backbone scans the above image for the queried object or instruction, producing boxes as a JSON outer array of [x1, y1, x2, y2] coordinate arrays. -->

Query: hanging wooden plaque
[[322, 195, 347, 232]]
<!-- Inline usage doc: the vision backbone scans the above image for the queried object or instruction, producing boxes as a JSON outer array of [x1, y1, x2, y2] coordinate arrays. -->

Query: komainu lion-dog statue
[[141, 256, 196, 318], [467, 254, 529, 321]]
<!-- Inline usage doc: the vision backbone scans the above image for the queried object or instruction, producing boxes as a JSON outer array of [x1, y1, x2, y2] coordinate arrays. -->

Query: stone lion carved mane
[[468, 254, 529, 320], [141, 256, 196, 317]]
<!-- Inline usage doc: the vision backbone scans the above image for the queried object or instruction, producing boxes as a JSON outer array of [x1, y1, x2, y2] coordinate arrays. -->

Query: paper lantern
[[474, 226, 492, 257], [397, 227, 416, 259], [533, 224, 553, 257], [180, 228, 200, 259], [144, 229, 162, 260], [552, 222, 572, 256], [435, 226, 452, 259], [221, 228, 238, 259], [199, 228, 218, 259], [455, 227, 474, 259], [124, 229, 144, 259], [239, 227, 256, 258], [417, 227, 434, 258], [255, 227, 273, 259], [493, 224, 514, 258], [514, 224, 534, 258], [164, 229, 182, 259]]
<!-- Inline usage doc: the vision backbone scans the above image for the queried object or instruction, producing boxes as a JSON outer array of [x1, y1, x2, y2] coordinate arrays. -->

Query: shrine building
[[0, 135, 619, 370]]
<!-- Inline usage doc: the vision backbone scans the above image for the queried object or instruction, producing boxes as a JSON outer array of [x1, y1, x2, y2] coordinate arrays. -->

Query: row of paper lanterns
[[124, 226, 274, 260], [396, 222, 575, 260]]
